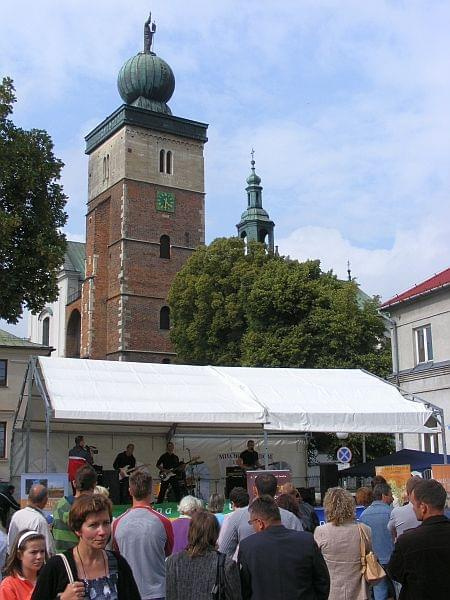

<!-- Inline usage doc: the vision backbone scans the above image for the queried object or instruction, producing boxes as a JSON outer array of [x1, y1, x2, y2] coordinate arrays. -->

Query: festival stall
[[10, 357, 444, 504]]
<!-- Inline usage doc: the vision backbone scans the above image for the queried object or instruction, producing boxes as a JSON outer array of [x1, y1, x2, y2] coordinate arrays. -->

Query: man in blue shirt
[[360, 483, 395, 600]]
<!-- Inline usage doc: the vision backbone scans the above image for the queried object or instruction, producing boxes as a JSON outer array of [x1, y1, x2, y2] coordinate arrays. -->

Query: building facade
[[28, 241, 84, 358], [380, 267, 450, 453], [0, 330, 52, 482], [80, 20, 208, 362]]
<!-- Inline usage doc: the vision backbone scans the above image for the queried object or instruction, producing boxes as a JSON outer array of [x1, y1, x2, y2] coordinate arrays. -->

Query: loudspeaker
[[225, 474, 246, 498], [102, 470, 120, 505], [319, 463, 338, 501]]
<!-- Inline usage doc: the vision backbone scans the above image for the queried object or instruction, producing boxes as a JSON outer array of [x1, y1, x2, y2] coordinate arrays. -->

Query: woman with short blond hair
[[314, 487, 373, 600]]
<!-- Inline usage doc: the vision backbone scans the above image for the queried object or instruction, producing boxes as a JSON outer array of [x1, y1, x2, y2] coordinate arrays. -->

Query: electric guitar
[[118, 463, 153, 481], [159, 456, 201, 482]]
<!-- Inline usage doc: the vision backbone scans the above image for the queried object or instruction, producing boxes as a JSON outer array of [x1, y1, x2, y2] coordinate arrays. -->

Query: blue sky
[[2, 0, 450, 336]]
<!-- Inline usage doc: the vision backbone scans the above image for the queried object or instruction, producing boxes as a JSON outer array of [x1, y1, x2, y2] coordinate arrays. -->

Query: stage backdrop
[[11, 428, 307, 499]]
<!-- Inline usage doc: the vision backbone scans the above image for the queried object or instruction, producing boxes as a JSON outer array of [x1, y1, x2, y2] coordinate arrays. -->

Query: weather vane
[[251, 148, 255, 164]]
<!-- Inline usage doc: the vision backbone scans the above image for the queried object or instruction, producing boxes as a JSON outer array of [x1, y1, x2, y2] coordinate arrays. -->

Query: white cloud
[[279, 216, 450, 301]]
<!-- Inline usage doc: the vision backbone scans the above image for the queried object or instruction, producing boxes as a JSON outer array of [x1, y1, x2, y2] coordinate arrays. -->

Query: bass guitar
[[119, 463, 153, 481]]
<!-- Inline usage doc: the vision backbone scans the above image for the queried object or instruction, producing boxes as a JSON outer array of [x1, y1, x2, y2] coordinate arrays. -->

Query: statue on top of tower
[[144, 12, 157, 54]]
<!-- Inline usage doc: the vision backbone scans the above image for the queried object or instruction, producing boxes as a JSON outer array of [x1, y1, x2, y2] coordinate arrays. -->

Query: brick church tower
[[80, 16, 208, 362]]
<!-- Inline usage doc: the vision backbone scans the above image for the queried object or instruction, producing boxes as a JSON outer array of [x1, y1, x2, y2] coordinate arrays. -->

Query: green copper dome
[[117, 14, 175, 114], [117, 53, 175, 114], [246, 161, 261, 185]]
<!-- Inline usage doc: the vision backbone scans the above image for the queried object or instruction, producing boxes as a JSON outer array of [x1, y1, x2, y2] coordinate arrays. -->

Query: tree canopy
[[169, 237, 391, 376], [0, 77, 67, 322]]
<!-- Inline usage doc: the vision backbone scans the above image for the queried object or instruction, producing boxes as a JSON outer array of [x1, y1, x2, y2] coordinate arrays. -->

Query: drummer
[[239, 440, 261, 470]]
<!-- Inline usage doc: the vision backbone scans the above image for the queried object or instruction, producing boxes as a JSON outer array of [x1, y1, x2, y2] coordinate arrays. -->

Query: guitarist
[[156, 442, 184, 503], [113, 443, 136, 504]]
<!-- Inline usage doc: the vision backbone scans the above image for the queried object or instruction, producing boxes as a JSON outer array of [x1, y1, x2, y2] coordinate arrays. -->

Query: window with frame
[[0, 422, 5, 458], [414, 324, 433, 364], [158, 149, 173, 174], [0, 360, 7, 386]]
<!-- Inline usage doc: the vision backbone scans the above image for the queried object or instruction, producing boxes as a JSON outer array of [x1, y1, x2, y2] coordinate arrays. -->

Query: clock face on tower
[[156, 190, 175, 213]]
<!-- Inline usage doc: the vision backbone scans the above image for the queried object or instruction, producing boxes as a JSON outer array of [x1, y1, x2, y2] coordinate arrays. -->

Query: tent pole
[[45, 406, 50, 473], [25, 357, 35, 473], [438, 408, 447, 464], [263, 430, 269, 469], [362, 434, 367, 463]]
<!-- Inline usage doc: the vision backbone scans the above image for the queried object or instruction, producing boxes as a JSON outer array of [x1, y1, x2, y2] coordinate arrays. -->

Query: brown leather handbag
[[358, 524, 386, 584]]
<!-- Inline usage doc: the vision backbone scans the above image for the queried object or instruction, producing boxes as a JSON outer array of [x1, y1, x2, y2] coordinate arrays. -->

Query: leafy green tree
[[242, 258, 391, 375], [170, 237, 390, 375], [168, 237, 273, 365], [0, 77, 67, 322]]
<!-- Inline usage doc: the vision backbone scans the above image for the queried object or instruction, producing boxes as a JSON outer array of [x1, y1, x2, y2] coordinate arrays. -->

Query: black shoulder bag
[[211, 551, 226, 600]]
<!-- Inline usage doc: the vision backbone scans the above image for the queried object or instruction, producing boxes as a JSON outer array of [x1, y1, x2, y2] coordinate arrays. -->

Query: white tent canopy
[[35, 357, 436, 434]]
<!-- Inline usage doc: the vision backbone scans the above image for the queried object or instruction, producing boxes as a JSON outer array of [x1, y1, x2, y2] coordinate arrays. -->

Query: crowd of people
[[0, 466, 449, 599]]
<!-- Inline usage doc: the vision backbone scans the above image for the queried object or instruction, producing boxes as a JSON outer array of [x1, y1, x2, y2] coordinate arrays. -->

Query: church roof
[[0, 329, 51, 349], [63, 241, 85, 277], [380, 267, 450, 309]]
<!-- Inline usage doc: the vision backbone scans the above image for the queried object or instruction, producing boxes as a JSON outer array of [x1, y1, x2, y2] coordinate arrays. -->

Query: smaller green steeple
[[236, 150, 275, 252]]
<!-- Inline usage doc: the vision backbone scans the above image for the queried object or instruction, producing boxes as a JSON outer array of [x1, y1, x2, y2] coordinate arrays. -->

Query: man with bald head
[[7, 483, 54, 555]]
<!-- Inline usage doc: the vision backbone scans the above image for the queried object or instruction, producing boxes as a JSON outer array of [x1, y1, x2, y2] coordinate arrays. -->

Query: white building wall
[[28, 272, 76, 357], [386, 287, 450, 454]]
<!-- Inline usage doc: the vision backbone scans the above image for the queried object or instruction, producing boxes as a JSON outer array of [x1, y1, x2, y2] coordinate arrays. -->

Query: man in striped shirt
[[52, 464, 97, 552]]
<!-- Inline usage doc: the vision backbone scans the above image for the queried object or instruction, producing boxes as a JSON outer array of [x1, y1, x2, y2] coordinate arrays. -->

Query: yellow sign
[[375, 464, 411, 505], [431, 464, 450, 494]]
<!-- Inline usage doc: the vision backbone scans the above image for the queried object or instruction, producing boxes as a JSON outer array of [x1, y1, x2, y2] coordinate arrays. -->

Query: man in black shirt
[[156, 442, 184, 503], [113, 443, 136, 504], [240, 440, 261, 470]]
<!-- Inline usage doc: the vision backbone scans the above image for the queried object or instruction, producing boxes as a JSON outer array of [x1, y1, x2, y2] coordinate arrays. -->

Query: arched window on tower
[[160, 306, 170, 330], [166, 151, 172, 174], [160, 235, 171, 259], [159, 149, 165, 173], [42, 317, 50, 346], [240, 230, 248, 254], [258, 229, 268, 244], [66, 309, 81, 358]]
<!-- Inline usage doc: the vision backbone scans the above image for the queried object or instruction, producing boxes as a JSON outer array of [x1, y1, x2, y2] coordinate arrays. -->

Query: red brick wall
[[81, 178, 204, 362]]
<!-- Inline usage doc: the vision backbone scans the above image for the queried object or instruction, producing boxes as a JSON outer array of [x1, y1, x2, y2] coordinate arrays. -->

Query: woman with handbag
[[166, 509, 241, 600], [31, 494, 140, 600], [314, 487, 375, 600]]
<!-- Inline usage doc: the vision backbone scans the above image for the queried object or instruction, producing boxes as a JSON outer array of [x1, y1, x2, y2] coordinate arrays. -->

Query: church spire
[[236, 151, 275, 252]]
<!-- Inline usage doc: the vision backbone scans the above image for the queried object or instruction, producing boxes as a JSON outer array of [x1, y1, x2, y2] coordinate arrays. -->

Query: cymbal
[[191, 460, 204, 466]]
